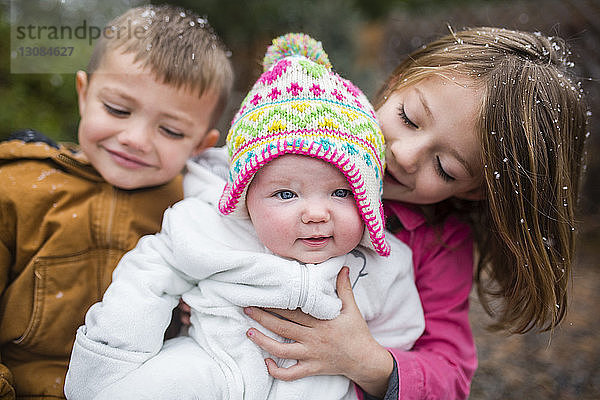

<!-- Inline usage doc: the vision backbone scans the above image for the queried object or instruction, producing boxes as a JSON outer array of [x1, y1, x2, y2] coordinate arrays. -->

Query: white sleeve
[[195, 255, 344, 319], [65, 210, 194, 399]]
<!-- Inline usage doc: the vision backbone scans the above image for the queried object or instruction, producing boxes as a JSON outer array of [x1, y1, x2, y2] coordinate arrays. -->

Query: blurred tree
[[0, 6, 79, 142], [154, 0, 366, 88], [1, 0, 148, 142]]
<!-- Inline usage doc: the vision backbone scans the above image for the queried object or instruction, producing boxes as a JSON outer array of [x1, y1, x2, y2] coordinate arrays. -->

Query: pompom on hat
[[219, 33, 389, 256]]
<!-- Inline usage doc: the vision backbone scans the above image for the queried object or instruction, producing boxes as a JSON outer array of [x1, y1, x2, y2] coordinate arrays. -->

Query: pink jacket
[[359, 201, 477, 400]]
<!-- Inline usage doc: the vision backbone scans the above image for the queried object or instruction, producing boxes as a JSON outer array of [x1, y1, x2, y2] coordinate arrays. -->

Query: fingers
[[179, 299, 191, 313], [246, 327, 306, 361], [259, 307, 319, 327], [181, 313, 190, 326], [336, 267, 359, 313], [178, 298, 191, 325], [244, 307, 308, 339], [265, 358, 314, 381], [242, 268, 365, 383]]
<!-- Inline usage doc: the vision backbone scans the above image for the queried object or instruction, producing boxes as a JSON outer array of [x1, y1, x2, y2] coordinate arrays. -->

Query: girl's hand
[[244, 267, 394, 398]]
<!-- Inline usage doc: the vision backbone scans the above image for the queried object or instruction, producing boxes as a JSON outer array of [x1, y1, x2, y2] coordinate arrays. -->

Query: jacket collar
[[54, 148, 105, 182], [1, 136, 104, 183]]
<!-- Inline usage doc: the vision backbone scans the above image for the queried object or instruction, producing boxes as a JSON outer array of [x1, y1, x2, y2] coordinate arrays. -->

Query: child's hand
[[178, 298, 191, 326], [164, 298, 191, 340], [243, 267, 394, 398]]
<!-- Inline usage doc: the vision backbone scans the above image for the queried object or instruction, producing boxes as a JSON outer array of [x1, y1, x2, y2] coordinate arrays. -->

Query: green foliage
[[157, 0, 365, 87], [0, 7, 79, 142]]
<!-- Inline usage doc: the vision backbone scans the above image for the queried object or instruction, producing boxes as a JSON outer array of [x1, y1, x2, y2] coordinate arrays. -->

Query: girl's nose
[[389, 136, 424, 174], [301, 202, 330, 224]]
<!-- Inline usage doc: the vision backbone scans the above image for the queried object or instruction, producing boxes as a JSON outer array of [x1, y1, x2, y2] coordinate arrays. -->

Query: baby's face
[[246, 155, 364, 264], [76, 50, 219, 189]]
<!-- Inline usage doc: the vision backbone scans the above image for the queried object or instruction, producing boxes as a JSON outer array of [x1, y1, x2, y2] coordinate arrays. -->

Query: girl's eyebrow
[[449, 148, 474, 177], [415, 88, 433, 120]]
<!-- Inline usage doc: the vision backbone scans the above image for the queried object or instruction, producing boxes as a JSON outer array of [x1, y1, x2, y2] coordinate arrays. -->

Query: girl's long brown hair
[[376, 27, 588, 333]]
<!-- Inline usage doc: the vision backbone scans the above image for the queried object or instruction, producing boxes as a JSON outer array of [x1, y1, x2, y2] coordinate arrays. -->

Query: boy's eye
[[103, 103, 130, 117], [332, 188, 352, 198], [160, 126, 185, 139], [275, 190, 296, 200], [397, 104, 418, 129]]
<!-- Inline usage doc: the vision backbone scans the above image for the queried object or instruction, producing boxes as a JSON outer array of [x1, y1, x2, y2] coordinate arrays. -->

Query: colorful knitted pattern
[[219, 33, 389, 256]]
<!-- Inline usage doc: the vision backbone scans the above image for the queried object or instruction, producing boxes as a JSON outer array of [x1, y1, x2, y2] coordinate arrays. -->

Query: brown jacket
[[0, 131, 183, 399]]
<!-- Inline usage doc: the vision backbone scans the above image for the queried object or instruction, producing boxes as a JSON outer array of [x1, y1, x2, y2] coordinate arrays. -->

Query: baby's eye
[[332, 188, 352, 198], [103, 103, 130, 117], [275, 190, 296, 200]]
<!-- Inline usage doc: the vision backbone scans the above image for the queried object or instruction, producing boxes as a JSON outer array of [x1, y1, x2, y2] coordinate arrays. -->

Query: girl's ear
[[455, 186, 485, 201]]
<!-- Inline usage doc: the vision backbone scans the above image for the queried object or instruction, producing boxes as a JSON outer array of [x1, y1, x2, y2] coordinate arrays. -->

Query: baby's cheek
[[256, 223, 289, 252]]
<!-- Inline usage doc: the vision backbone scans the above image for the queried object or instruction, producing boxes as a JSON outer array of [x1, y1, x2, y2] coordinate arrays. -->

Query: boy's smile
[[76, 50, 220, 189], [104, 147, 153, 169]]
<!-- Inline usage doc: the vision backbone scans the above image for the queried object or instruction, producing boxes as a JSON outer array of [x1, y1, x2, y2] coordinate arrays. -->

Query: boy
[[64, 33, 424, 400], [0, 5, 233, 398]]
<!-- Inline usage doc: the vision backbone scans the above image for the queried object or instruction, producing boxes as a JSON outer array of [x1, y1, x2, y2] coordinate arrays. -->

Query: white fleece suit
[[64, 149, 425, 400]]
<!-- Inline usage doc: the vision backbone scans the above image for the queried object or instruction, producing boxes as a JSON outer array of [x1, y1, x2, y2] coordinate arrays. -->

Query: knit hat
[[219, 33, 389, 256]]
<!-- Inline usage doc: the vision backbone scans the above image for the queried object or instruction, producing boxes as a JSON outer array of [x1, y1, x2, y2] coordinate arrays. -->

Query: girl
[[243, 27, 589, 399]]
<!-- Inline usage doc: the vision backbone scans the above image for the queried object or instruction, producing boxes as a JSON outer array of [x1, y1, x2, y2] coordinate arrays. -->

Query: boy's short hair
[[88, 4, 233, 124]]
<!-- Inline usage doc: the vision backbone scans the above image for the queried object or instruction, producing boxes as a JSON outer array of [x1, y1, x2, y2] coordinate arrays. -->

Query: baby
[[65, 33, 424, 400]]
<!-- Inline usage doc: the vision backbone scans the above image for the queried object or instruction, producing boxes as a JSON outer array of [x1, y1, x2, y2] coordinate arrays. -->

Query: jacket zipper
[[298, 264, 309, 310]]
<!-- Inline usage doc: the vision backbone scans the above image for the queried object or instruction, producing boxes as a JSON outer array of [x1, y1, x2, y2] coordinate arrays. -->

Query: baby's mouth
[[300, 236, 332, 246]]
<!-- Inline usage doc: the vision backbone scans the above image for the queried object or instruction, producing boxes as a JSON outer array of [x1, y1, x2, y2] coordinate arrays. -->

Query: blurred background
[[1, 0, 598, 398]]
